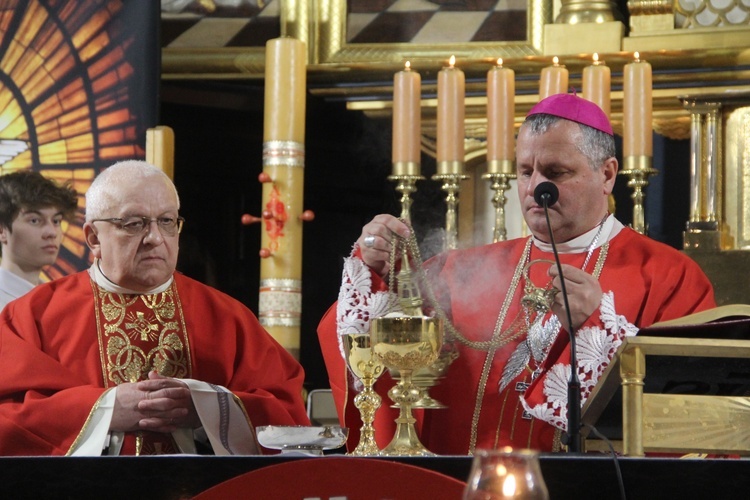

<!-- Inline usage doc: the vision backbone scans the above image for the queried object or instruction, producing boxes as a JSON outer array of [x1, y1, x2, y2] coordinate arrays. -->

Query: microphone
[[533, 181, 582, 453], [533, 181, 558, 207]]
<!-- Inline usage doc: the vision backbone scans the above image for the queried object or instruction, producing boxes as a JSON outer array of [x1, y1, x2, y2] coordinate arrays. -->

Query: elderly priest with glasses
[[0, 160, 309, 456]]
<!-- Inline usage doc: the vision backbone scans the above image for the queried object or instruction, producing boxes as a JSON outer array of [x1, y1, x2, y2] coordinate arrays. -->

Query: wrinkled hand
[[357, 214, 410, 278], [110, 371, 201, 433], [548, 263, 602, 332]]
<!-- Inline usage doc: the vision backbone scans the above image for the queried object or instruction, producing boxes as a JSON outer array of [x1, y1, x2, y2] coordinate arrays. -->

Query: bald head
[[85, 160, 180, 221]]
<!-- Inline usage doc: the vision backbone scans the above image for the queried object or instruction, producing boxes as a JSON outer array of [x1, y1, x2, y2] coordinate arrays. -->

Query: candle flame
[[449, 55, 455, 67], [497, 58, 503, 66], [634, 51, 640, 62], [405, 61, 411, 70], [502, 474, 518, 496], [593, 53, 599, 63], [552, 56, 559, 65]]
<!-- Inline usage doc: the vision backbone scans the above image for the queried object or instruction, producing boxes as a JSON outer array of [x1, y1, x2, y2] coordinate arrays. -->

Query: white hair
[[85, 160, 180, 221]]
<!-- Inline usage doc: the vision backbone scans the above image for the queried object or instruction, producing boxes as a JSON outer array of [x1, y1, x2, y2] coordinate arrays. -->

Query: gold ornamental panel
[[642, 394, 750, 454], [725, 106, 750, 249]]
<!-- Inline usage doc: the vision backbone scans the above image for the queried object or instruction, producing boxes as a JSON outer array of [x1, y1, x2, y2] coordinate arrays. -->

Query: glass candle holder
[[463, 447, 549, 499]]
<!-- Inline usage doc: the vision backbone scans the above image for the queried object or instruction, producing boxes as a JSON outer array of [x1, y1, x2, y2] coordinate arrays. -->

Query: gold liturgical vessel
[[342, 333, 385, 456], [370, 236, 443, 456]]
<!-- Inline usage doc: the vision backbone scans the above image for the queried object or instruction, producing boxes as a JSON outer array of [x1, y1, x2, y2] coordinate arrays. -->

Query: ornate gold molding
[[312, 0, 551, 67]]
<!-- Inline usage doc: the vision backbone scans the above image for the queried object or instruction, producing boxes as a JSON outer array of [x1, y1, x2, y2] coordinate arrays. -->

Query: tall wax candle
[[392, 61, 421, 176], [486, 58, 515, 174], [263, 37, 306, 143], [623, 51, 653, 158], [539, 56, 568, 100], [437, 55, 465, 174], [582, 53, 611, 118], [260, 37, 307, 356]]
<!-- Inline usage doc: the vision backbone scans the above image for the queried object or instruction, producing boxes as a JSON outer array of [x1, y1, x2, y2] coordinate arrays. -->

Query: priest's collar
[[533, 214, 623, 254], [89, 258, 173, 294]]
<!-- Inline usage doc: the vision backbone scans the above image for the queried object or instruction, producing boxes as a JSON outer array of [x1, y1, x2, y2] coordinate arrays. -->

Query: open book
[[640, 304, 750, 339], [648, 304, 750, 327]]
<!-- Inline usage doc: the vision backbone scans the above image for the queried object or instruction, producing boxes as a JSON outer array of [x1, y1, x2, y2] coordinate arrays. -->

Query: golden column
[[259, 37, 307, 358], [681, 98, 723, 251], [146, 126, 175, 179]]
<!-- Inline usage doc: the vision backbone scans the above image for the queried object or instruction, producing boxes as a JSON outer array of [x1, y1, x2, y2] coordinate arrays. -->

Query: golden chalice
[[410, 347, 458, 409], [371, 315, 443, 456], [342, 333, 385, 456]]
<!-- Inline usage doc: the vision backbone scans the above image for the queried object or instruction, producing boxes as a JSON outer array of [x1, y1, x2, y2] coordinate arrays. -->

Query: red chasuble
[[318, 226, 715, 454], [0, 271, 308, 456]]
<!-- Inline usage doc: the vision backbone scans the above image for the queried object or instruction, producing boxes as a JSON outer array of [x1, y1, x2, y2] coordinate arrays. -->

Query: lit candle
[[582, 53, 611, 118], [437, 55, 465, 174], [486, 58, 515, 174], [392, 61, 421, 176], [263, 37, 306, 143], [623, 51, 653, 158], [539, 56, 568, 100]]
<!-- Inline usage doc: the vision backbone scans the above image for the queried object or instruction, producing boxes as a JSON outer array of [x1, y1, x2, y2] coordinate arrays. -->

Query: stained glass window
[[0, 0, 158, 279]]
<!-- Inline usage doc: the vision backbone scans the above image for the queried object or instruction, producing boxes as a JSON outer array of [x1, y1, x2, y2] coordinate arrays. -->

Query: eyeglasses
[[91, 216, 185, 236]]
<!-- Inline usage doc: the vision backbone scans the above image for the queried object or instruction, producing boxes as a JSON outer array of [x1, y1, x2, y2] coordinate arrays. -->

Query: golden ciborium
[[342, 333, 385, 456], [371, 314, 443, 456]]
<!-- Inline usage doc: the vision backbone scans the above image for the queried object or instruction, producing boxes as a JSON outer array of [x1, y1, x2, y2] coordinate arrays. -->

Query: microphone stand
[[540, 195, 582, 453]]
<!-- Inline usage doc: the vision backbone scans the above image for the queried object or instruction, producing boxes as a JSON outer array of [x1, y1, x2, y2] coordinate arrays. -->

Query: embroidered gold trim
[[526, 415, 535, 449], [65, 388, 110, 456], [92, 280, 193, 386], [553, 428, 563, 452], [493, 385, 512, 451]]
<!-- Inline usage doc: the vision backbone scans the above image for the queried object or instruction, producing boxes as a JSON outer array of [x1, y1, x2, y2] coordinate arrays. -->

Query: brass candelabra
[[620, 156, 657, 235], [432, 171, 470, 249], [482, 169, 516, 242], [388, 174, 423, 222]]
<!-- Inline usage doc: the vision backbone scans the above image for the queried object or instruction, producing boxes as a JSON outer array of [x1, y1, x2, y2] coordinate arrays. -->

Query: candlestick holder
[[620, 156, 657, 235], [388, 174, 423, 222], [464, 447, 549, 499], [482, 167, 516, 243], [432, 170, 470, 250]]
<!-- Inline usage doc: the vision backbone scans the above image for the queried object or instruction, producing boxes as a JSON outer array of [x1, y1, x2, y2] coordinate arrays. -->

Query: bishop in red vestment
[[317, 94, 716, 454]]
